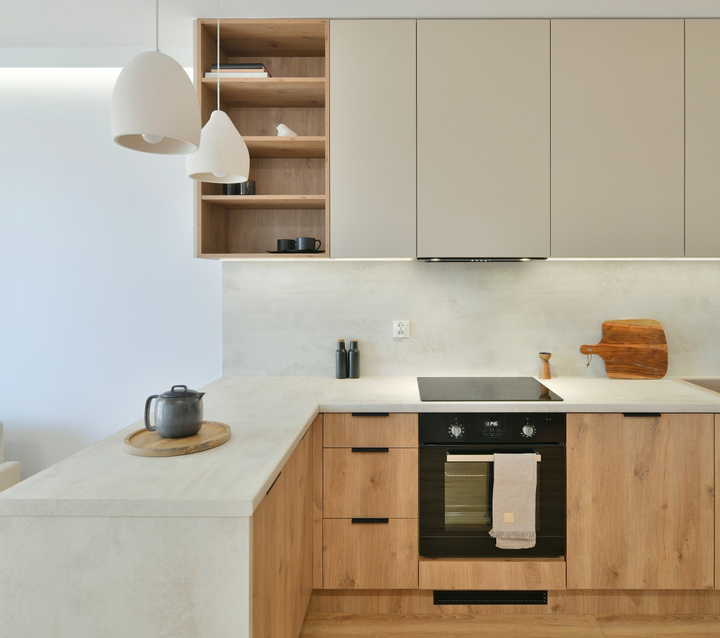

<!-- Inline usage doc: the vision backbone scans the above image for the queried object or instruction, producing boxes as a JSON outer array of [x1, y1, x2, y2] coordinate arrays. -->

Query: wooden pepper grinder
[[539, 352, 552, 380]]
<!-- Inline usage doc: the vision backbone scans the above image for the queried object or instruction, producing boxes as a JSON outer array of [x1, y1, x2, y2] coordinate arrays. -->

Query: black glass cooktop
[[417, 376, 563, 402]]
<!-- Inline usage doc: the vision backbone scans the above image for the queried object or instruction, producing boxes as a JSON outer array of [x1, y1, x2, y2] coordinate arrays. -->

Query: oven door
[[419, 444, 566, 558]]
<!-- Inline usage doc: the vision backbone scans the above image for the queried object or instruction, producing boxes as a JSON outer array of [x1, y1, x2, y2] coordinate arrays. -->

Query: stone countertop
[[319, 376, 720, 413], [2, 375, 720, 519]]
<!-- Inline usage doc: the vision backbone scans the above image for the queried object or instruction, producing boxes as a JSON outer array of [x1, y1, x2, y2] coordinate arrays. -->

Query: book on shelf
[[204, 71, 270, 78], [212, 63, 267, 70]]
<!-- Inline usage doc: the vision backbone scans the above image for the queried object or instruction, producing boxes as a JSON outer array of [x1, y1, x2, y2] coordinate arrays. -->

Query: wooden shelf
[[200, 20, 326, 57], [201, 252, 327, 259], [244, 136, 325, 158], [202, 195, 326, 209], [202, 78, 325, 107]]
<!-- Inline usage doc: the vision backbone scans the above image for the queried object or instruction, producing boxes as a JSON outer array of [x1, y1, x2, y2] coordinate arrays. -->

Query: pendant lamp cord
[[155, 0, 159, 52], [216, 0, 221, 112]]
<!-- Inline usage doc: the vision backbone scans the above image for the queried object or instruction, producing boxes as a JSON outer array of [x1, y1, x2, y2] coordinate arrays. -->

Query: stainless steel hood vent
[[419, 257, 547, 263]]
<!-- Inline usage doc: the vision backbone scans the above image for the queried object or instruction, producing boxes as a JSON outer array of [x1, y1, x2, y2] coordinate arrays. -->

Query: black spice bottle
[[335, 339, 348, 379], [348, 340, 360, 379]]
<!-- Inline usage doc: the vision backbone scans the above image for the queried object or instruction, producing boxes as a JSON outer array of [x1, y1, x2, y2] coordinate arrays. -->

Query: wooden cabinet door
[[323, 518, 418, 589], [417, 20, 550, 258], [329, 20, 417, 258], [686, 19, 720, 257], [567, 413, 714, 590], [551, 20, 684, 257], [716, 415, 720, 590], [253, 429, 313, 638], [323, 448, 418, 518]]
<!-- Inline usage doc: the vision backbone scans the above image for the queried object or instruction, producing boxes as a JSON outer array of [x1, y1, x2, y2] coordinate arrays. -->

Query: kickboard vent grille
[[433, 590, 548, 606]]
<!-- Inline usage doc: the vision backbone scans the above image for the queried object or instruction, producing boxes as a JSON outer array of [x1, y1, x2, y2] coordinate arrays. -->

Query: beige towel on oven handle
[[488, 452, 537, 550]]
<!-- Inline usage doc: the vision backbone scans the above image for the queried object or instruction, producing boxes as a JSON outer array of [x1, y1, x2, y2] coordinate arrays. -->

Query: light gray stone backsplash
[[223, 260, 720, 378]]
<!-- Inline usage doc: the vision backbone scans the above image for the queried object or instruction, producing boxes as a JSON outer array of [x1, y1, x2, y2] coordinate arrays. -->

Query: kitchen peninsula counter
[[3, 375, 720, 521], [2, 375, 720, 637]]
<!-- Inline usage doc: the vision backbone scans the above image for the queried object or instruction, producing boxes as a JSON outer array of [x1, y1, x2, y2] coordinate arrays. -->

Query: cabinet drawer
[[323, 413, 418, 448], [323, 518, 418, 589], [419, 558, 566, 591], [323, 448, 418, 518]]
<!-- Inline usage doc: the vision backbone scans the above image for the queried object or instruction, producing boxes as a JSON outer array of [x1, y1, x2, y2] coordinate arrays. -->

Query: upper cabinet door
[[686, 19, 720, 257], [329, 20, 417, 258], [551, 20, 684, 257], [417, 20, 550, 259]]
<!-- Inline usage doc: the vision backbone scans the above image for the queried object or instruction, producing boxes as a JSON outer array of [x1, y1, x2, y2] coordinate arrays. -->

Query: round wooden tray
[[124, 421, 231, 457]]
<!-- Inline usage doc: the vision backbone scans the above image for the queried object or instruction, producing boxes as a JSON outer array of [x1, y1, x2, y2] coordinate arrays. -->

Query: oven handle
[[446, 453, 541, 463]]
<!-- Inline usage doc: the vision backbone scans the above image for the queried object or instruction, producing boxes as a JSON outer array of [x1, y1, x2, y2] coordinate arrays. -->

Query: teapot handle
[[144, 395, 159, 432]]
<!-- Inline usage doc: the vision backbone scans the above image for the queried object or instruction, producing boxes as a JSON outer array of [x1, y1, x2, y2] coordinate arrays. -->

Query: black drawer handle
[[623, 413, 662, 417], [351, 412, 390, 417], [351, 518, 389, 524], [351, 447, 389, 453]]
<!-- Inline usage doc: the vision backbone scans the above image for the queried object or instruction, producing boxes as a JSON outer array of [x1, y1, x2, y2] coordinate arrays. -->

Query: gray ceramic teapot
[[144, 385, 206, 439]]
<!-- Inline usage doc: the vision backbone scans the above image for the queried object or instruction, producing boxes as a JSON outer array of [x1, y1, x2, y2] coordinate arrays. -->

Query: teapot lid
[[160, 385, 198, 398]]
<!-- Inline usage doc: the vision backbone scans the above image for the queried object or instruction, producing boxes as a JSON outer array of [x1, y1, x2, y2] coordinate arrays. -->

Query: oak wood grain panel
[[417, 20, 550, 259], [226, 208, 326, 255], [300, 613, 605, 637], [686, 20, 720, 257], [567, 413, 715, 590], [244, 136, 325, 158], [596, 614, 720, 637], [253, 430, 313, 638], [308, 589, 720, 615], [323, 519, 418, 590], [228, 106, 325, 137], [323, 413, 418, 448], [199, 19, 327, 57], [716, 415, 720, 591], [551, 19, 684, 257], [419, 558, 566, 591], [202, 77, 325, 107], [323, 448, 418, 519], [227, 55, 324, 78], [313, 415, 323, 590]]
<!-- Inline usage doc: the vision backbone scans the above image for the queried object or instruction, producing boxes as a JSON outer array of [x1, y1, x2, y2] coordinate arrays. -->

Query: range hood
[[419, 257, 548, 263]]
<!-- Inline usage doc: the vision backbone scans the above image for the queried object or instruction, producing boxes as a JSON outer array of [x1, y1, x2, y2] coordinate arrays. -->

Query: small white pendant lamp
[[111, 0, 201, 154], [186, 0, 250, 183]]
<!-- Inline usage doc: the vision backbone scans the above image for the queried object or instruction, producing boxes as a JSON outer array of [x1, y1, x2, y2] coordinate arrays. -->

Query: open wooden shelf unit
[[195, 19, 329, 259]]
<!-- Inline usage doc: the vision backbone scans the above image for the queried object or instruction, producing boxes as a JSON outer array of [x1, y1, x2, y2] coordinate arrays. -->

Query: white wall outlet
[[393, 320, 410, 339]]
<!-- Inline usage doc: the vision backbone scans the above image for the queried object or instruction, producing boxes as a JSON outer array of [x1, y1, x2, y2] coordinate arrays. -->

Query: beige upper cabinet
[[417, 20, 550, 259], [551, 20, 685, 257], [329, 20, 417, 258], [686, 19, 720, 257]]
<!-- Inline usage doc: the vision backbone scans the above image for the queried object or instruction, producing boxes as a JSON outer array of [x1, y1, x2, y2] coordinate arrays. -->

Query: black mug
[[296, 237, 321, 251], [277, 238, 296, 251], [239, 180, 256, 195]]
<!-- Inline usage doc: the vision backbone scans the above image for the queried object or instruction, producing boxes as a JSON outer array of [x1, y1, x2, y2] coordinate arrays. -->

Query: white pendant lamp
[[186, 0, 250, 183], [111, 0, 200, 154]]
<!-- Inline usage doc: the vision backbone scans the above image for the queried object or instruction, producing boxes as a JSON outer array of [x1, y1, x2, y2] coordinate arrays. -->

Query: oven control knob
[[449, 425, 464, 438], [521, 425, 536, 438]]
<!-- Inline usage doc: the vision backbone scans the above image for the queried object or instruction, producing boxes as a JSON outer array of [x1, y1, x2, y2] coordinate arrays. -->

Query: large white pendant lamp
[[186, 0, 250, 183], [111, 0, 200, 154]]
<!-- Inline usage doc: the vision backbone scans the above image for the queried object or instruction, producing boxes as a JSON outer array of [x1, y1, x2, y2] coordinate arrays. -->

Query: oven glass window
[[444, 460, 492, 530]]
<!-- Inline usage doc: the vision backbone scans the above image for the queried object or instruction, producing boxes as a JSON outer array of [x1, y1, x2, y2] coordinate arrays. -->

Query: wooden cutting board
[[579, 319, 668, 379], [124, 421, 231, 457]]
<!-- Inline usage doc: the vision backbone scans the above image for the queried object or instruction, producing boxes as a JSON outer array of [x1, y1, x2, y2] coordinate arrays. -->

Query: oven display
[[481, 419, 504, 437]]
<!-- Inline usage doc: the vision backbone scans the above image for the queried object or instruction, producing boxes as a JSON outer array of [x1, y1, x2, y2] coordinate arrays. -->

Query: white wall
[[0, 69, 221, 477], [223, 260, 720, 379]]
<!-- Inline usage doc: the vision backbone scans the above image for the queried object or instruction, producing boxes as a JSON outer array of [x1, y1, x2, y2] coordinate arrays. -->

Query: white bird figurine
[[276, 123, 298, 137]]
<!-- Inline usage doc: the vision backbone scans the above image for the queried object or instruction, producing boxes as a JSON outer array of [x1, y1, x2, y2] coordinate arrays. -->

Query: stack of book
[[204, 63, 271, 79]]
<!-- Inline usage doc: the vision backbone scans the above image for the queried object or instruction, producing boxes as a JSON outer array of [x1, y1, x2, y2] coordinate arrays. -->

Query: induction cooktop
[[417, 376, 563, 402]]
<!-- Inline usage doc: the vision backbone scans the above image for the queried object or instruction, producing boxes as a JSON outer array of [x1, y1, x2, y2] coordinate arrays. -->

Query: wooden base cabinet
[[323, 518, 418, 589], [567, 413, 714, 590], [252, 425, 313, 638]]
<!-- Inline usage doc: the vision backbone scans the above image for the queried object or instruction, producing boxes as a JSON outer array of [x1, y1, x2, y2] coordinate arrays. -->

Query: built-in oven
[[419, 412, 566, 558]]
